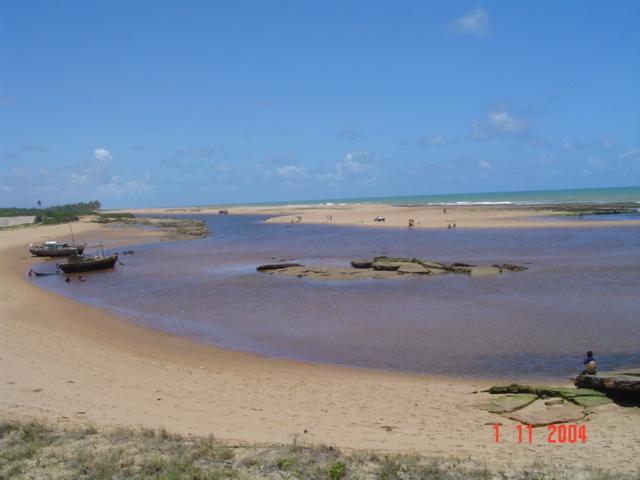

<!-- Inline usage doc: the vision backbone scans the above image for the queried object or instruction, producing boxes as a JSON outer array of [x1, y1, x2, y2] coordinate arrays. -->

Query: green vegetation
[[0, 418, 635, 480], [94, 211, 135, 223], [0, 201, 101, 224]]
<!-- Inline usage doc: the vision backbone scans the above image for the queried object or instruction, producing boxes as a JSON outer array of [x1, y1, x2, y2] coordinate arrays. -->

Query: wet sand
[[1, 219, 639, 473]]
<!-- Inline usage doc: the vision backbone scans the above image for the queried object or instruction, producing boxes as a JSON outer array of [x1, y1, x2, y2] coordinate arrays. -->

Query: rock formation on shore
[[479, 383, 615, 426], [575, 368, 640, 393]]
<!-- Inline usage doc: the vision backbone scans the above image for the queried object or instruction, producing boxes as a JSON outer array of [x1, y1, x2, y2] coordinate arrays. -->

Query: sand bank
[[1, 221, 639, 472], [124, 203, 640, 230]]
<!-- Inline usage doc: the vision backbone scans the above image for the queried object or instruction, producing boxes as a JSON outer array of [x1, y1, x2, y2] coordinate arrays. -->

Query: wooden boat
[[58, 254, 118, 273], [30, 241, 85, 257]]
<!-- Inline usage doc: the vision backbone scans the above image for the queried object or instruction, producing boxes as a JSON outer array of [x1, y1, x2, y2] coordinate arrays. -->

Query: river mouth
[[32, 214, 640, 381]]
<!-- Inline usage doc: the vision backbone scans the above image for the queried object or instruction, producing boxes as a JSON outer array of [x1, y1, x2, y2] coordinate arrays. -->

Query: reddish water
[[34, 215, 640, 380]]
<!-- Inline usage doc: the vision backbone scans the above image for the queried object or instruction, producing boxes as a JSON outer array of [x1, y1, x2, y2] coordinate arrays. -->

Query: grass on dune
[[0, 418, 634, 480]]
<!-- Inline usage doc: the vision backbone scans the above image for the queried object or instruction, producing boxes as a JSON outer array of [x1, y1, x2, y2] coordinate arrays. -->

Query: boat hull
[[58, 255, 118, 273], [30, 245, 85, 257]]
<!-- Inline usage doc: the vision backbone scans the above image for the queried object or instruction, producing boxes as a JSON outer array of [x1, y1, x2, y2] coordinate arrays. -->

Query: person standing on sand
[[582, 351, 597, 374]]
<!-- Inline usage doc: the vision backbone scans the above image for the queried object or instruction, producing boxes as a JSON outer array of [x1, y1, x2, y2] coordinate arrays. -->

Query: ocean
[[214, 186, 640, 208]]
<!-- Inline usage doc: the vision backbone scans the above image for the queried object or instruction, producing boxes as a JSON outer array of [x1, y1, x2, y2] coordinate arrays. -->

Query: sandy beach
[[125, 203, 640, 230], [1, 217, 639, 474]]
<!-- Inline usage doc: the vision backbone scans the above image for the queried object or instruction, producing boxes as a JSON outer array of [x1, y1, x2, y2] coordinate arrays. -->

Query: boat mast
[[69, 223, 76, 247]]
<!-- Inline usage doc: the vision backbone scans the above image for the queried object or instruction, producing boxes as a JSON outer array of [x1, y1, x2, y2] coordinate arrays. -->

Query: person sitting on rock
[[582, 351, 597, 375]]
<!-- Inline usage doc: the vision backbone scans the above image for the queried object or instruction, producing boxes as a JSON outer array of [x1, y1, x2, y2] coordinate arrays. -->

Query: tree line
[[0, 200, 102, 224]]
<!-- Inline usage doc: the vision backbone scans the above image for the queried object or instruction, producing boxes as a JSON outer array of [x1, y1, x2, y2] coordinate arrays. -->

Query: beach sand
[[1, 218, 639, 473], [127, 203, 640, 229]]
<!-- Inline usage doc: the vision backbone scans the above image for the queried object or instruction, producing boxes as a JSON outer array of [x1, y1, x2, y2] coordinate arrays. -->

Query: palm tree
[[37, 200, 42, 208]]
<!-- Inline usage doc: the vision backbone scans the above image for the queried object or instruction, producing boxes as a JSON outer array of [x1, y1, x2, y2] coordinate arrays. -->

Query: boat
[[30, 241, 85, 257], [58, 254, 118, 273]]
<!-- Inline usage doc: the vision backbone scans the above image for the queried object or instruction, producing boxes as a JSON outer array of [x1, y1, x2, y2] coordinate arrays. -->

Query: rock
[[545, 398, 564, 406], [486, 384, 612, 406], [372, 261, 407, 271], [397, 263, 430, 274], [448, 263, 474, 273], [415, 259, 449, 270], [575, 371, 640, 393], [257, 263, 302, 272], [468, 266, 502, 277], [373, 256, 415, 263], [350, 259, 373, 269], [504, 400, 585, 426], [493, 264, 528, 272], [570, 395, 613, 408], [479, 394, 537, 413]]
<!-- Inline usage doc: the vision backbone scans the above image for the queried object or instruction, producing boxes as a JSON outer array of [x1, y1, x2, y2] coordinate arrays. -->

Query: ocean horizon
[[200, 186, 640, 209]]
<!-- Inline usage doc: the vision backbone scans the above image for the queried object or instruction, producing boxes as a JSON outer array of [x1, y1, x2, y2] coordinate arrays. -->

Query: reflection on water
[[34, 215, 640, 380]]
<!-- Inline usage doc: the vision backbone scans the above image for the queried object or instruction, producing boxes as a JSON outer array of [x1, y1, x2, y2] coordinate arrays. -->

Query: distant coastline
[[127, 186, 640, 211]]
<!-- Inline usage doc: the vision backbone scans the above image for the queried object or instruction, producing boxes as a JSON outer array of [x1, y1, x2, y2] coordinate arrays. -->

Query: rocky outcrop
[[493, 263, 528, 272], [575, 369, 640, 393], [95, 216, 210, 239], [397, 263, 430, 274], [259, 256, 528, 280], [350, 259, 373, 269], [486, 383, 612, 407], [480, 383, 613, 426], [257, 263, 302, 271]]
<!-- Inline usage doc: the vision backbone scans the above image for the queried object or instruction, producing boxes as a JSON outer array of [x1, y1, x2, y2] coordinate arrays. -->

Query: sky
[[1, 1, 639, 208]]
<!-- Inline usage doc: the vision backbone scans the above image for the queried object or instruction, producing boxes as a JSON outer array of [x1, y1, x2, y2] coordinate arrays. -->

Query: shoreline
[[120, 203, 640, 230], [1, 220, 639, 471]]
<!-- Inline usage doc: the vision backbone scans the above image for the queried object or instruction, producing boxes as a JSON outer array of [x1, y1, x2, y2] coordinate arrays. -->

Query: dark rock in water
[[257, 263, 302, 272], [350, 259, 373, 269], [493, 264, 528, 272], [575, 370, 640, 393], [372, 261, 406, 271], [373, 256, 414, 263], [450, 262, 476, 268]]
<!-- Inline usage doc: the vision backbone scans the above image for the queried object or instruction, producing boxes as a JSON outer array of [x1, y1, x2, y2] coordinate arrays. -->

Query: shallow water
[[34, 215, 640, 380]]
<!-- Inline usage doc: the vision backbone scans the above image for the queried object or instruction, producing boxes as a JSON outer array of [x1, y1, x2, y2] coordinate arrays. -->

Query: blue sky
[[1, 1, 639, 208]]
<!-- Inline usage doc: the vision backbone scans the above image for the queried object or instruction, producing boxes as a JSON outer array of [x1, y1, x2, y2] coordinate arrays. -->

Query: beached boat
[[58, 254, 118, 273], [30, 241, 85, 257]]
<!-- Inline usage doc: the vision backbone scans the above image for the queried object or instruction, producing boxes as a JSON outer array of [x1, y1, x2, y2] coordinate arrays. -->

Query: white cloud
[[97, 175, 152, 196], [317, 151, 377, 182], [472, 104, 531, 139], [487, 111, 528, 133], [276, 165, 307, 178], [94, 148, 112, 162], [451, 7, 489, 35], [335, 151, 375, 179], [478, 159, 492, 172], [619, 148, 640, 161], [418, 135, 445, 147]]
